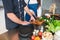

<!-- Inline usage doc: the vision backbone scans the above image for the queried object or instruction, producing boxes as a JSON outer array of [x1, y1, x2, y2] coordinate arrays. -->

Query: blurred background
[[0, 0, 60, 34]]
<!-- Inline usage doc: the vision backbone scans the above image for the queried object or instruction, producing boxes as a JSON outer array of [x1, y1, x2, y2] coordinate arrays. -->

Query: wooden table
[[0, 31, 19, 40]]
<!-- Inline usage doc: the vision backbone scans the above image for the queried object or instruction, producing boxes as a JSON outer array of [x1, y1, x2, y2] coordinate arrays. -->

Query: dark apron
[[18, 24, 34, 40]]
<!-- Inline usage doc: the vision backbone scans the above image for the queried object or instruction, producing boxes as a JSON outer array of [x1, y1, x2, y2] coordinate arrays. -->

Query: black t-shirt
[[2, 0, 27, 30]]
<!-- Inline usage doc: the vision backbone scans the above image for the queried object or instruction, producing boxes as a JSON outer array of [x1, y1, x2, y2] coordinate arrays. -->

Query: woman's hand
[[30, 16, 35, 22], [29, 10, 36, 22]]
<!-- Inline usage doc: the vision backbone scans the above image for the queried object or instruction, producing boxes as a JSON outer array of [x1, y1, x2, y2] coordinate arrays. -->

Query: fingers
[[21, 21, 30, 25]]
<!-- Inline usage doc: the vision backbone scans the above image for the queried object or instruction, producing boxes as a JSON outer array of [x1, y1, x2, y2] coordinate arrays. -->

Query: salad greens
[[47, 20, 60, 33], [39, 15, 60, 33]]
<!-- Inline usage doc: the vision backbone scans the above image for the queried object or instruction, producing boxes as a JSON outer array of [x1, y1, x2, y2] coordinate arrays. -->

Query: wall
[[42, 0, 60, 14], [0, 8, 8, 34], [53, 0, 60, 14], [42, 0, 53, 10]]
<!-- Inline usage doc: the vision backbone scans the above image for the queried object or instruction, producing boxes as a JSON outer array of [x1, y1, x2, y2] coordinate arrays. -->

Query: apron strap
[[28, 0, 30, 5]]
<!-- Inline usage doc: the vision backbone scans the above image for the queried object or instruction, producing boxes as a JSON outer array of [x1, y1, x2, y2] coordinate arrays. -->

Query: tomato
[[38, 32, 42, 38], [31, 35, 35, 40], [38, 32, 42, 36]]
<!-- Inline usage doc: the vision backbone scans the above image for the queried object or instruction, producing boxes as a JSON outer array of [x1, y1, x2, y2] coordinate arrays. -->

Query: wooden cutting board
[[30, 20, 45, 26]]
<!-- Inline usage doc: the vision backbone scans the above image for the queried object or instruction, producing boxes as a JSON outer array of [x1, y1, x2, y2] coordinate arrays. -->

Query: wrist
[[19, 21, 23, 24]]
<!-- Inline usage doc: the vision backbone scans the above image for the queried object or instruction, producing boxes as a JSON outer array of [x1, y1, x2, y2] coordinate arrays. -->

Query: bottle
[[38, 25, 43, 39]]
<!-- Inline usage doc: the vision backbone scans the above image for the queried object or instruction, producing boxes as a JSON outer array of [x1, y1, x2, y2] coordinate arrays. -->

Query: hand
[[20, 21, 30, 25], [30, 16, 35, 22], [30, 10, 36, 21]]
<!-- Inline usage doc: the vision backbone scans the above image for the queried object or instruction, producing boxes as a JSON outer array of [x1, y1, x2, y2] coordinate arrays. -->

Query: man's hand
[[20, 21, 30, 25]]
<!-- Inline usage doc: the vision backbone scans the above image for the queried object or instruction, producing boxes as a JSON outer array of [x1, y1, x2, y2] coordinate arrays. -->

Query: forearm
[[7, 13, 22, 24], [24, 6, 34, 17]]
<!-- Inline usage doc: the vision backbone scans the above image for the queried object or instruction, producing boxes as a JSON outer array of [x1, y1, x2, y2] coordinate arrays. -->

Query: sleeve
[[2, 0, 14, 13], [22, 0, 27, 8]]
